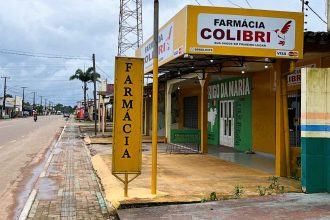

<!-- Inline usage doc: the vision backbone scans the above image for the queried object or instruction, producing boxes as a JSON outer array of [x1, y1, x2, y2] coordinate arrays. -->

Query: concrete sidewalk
[[21, 120, 114, 219], [117, 193, 330, 220], [91, 147, 301, 208]]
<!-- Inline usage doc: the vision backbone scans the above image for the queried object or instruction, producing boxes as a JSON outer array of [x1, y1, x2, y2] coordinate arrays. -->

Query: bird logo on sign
[[274, 20, 292, 46]]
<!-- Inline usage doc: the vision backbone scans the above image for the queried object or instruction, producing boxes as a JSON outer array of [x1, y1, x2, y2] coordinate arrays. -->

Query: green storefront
[[207, 76, 252, 152]]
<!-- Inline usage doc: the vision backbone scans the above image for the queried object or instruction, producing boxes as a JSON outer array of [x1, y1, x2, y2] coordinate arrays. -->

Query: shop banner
[[287, 64, 316, 86], [208, 77, 251, 99], [141, 23, 174, 71], [187, 6, 303, 59], [197, 14, 296, 51], [112, 57, 144, 174]]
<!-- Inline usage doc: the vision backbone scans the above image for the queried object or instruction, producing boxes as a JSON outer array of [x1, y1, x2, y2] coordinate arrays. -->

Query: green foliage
[[257, 186, 267, 196], [69, 67, 100, 82], [232, 185, 244, 199], [201, 198, 208, 203], [268, 176, 285, 194], [69, 67, 100, 113], [209, 192, 218, 201], [257, 176, 285, 196], [35, 105, 43, 114], [54, 103, 74, 114], [201, 192, 218, 203], [69, 67, 100, 83]]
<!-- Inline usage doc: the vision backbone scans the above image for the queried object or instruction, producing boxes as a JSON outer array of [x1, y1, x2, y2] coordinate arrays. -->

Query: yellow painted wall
[[289, 57, 321, 92], [135, 7, 187, 73], [252, 69, 276, 155]]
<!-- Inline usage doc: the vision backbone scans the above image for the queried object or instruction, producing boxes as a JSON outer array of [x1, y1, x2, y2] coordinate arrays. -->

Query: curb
[[17, 123, 67, 220], [82, 140, 118, 218], [17, 190, 37, 220]]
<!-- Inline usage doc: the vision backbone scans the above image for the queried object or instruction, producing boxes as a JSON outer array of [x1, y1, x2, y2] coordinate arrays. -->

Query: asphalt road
[[0, 115, 66, 219]]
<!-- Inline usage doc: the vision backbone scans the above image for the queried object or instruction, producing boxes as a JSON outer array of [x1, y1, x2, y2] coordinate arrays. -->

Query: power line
[[194, 0, 201, 5], [96, 64, 112, 79], [226, 0, 242, 8], [206, 0, 214, 6], [0, 48, 91, 60], [245, 0, 252, 8], [0, 49, 91, 61], [0, 48, 89, 58], [303, 1, 327, 24]]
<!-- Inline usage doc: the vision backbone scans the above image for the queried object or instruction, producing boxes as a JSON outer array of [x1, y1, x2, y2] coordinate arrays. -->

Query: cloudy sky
[[0, 0, 327, 106]]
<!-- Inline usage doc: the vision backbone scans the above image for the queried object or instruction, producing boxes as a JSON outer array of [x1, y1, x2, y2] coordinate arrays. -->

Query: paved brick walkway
[[26, 121, 112, 219]]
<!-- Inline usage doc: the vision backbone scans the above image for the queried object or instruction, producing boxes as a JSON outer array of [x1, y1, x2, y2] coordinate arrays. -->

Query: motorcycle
[[34, 114, 37, 122]]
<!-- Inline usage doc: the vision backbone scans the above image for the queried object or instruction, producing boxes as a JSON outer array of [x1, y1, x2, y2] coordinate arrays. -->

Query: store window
[[288, 91, 301, 147], [184, 96, 198, 129]]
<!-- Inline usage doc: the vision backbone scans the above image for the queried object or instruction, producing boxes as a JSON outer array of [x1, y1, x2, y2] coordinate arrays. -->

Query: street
[[0, 115, 66, 219]]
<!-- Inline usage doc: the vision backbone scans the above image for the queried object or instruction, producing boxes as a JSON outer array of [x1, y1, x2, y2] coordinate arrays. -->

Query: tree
[[35, 105, 43, 114], [54, 103, 74, 114], [69, 67, 100, 118], [54, 103, 64, 111]]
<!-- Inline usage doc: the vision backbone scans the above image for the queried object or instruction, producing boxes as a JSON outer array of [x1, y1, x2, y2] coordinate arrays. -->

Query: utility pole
[[302, 0, 304, 12], [39, 96, 43, 115], [21, 87, 27, 112], [44, 98, 47, 113], [32, 92, 37, 110], [151, 0, 159, 195], [93, 54, 97, 136], [1, 76, 10, 117]]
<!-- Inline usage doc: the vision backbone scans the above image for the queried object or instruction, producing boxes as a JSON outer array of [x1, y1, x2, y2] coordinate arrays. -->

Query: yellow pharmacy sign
[[187, 6, 304, 59], [136, 6, 304, 72], [112, 57, 144, 174]]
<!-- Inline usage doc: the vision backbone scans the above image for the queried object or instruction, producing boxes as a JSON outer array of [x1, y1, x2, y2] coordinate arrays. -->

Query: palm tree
[[69, 67, 100, 118]]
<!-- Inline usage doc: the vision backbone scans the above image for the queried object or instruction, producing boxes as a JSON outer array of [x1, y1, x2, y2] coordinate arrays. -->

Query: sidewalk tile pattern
[[27, 123, 111, 219]]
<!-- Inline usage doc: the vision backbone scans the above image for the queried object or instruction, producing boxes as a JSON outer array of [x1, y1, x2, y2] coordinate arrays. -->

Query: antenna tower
[[118, 0, 143, 56]]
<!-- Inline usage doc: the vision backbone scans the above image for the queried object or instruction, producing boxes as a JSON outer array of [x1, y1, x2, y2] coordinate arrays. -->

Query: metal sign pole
[[124, 173, 128, 197], [151, 0, 159, 196]]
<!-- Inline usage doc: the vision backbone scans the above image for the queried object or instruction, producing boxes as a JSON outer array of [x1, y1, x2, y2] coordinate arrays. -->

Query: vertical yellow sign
[[112, 57, 144, 174]]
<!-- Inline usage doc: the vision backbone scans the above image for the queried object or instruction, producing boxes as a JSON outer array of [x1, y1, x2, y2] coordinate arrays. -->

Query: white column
[[144, 97, 147, 135], [165, 72, 198, 143], [102, 97, 105, 135], [98, 94, 101, 131], [165, 82, 173, 142]]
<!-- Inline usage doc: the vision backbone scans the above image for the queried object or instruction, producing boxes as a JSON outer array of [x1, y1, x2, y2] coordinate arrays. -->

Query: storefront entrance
[[219, 100, 234, 147]]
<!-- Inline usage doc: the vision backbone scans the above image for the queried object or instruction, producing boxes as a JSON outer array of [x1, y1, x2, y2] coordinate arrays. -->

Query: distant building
[[0, 96, 23, 118]]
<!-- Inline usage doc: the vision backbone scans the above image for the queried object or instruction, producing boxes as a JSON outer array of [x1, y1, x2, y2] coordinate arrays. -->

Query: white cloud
[[0, 0, 327, 105]]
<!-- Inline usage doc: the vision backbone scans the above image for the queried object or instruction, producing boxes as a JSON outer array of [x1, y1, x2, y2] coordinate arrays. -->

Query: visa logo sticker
[[276, 50, 299, 57]]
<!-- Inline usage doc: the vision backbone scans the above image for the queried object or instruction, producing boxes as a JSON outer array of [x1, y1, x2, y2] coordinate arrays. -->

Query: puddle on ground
[[14, 136, 59, 218], [36, 177, 59, 200], [52, 146, 63, 155]]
